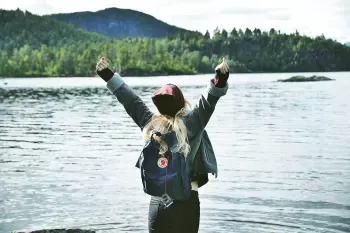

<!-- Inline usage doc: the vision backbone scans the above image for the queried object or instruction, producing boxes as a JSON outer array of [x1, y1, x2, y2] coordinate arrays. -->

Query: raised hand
[[215, 57, 229, 74], [213, 57, 229, 87], [96, 57, 109, 71], [96, 57, 114, 82]]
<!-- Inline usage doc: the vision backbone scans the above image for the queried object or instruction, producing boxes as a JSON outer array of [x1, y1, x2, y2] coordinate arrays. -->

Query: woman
[[96, 57, 229, 233]]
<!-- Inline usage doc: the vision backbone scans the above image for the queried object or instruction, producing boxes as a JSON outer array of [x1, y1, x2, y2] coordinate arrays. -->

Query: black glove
[[96, 57, 114, 82], [214, 58, 229, 87]]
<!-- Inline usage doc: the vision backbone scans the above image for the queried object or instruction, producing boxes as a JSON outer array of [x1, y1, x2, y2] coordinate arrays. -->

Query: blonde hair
[[143, 99, 192, 157]]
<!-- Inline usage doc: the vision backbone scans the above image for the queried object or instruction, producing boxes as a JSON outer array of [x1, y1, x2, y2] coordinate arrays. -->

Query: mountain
[[0, 9, 106, 51], [345, 42, 350, 46], [49, 8, 197, 38]]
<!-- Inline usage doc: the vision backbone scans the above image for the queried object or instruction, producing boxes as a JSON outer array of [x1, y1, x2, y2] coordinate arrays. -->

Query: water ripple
[[1, 73, 350, 233]]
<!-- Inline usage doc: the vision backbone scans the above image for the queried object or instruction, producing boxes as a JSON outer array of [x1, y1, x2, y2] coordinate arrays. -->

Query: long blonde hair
[[143, 99, 192, 157]]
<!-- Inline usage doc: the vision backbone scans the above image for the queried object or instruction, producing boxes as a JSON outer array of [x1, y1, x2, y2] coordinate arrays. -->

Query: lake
[[1, 72, 349, 233]]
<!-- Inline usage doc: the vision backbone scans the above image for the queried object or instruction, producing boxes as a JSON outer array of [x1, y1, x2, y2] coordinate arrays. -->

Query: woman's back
[[96, 57, 230, 233]]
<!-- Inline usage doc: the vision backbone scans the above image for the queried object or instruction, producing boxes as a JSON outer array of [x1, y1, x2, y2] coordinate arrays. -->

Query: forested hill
[[0, 9, 106, 52], [49, 8, 198, 38], [0, 9, 350, 77]]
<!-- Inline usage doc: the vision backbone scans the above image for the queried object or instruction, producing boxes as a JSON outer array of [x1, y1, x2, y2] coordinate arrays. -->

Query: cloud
[[220, 6, 286, 15], [1, 0, 55, 14], [218, 6, 291, 21], [267, 14, 290, 21], [27, 0, 54, 14]]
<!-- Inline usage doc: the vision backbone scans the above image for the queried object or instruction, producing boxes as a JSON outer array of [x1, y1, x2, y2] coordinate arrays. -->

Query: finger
[[221, 66, 226, 74], [96, 64, 101, 71], [97, 60, 103, 66], [224, 63, 229, 73], [220, 66, 226, 74], [99, 57, 105, 65], [222, 62, 227, 72], [99, 60, 107, 66], [97, 63, 105, 70], [101, 60, 108, 67], [224, 60, 229, 69]]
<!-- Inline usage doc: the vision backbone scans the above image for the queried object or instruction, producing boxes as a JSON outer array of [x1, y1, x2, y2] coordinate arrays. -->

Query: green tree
[[221, 29, 228, 39], [204, 30, 210, 39], [245, 28, 253, 37], [230, 28, 238, 38]]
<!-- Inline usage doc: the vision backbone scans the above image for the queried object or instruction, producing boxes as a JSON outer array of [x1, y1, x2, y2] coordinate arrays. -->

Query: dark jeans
[[148, 191, 200, 233]]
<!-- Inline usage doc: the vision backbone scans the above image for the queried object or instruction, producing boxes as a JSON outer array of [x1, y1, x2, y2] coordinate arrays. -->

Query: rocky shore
[[277, 75, 335, 82], [18, 229, 95, 233]]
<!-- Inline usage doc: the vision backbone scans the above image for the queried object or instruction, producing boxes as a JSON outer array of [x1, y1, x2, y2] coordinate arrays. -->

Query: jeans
[[148, 191, 200, 233]]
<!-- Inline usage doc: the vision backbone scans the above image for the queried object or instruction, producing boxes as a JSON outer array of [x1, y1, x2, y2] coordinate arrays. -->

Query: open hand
[[96, 57, 109, 71]]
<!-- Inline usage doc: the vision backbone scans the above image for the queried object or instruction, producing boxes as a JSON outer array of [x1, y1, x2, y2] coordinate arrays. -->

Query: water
[[1, 72, 350, 233]]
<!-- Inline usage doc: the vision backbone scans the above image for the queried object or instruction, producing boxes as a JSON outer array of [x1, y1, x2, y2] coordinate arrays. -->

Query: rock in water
[[277, 75, 335, 82], [19, 229, 95, 233]]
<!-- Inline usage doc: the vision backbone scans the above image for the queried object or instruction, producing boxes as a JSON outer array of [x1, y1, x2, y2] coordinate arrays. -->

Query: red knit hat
[[151, 84, 185, 117]]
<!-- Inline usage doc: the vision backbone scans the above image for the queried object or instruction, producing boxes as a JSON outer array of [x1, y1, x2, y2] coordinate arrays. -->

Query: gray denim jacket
[[106, 73, 229, 187]]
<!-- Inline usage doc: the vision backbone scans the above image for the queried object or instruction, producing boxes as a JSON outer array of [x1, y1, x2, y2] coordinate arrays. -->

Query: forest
[[1, 9, 349, 77]]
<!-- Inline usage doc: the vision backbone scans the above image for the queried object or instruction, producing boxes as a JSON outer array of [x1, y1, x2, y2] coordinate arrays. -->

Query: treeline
[[0, 9, 349, 77], [0, 9, 105, 52]]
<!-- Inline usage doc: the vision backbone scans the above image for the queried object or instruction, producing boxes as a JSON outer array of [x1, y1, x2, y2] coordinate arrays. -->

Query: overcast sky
[[1, 0, 349, 43]]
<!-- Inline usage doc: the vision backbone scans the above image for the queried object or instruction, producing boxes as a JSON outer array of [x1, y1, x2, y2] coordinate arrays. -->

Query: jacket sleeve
[[186, 78, 228, 133], [106, 73, 154, 130]]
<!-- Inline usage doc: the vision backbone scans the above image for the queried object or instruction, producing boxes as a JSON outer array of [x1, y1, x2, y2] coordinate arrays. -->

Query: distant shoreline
[[1, 70, 349, 79]]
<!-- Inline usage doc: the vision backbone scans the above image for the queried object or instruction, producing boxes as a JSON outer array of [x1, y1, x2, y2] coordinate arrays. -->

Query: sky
[[1, 0, 349, 43]]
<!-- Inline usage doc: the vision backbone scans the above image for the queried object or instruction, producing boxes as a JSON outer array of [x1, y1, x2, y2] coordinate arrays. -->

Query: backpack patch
[[157, 157, 168, 168]]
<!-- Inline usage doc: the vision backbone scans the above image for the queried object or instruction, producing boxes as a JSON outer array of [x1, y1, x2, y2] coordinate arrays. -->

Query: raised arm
[[96, 58, 153, 130], [185, 58, 229, 133]]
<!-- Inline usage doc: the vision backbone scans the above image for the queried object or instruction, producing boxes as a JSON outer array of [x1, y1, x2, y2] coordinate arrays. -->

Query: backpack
[[135, 131, 192, 204]]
